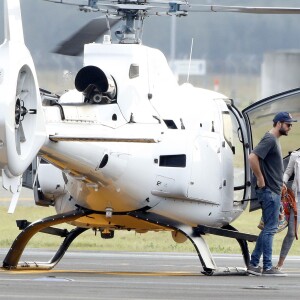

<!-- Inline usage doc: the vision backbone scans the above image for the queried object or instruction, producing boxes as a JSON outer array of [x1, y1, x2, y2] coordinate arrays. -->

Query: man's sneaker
[[247, 265, 262, 276], [262, 267, 287, 277]]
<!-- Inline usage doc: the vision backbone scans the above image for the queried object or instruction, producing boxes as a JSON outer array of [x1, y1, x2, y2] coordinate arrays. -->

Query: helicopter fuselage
[[37, 42, 247, 232]]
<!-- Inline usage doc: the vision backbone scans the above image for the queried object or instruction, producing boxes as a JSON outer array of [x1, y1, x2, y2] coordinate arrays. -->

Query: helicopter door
[[188, 101, 234, 211], [188, 134, 223, 206], [242, 88, 300, 211]]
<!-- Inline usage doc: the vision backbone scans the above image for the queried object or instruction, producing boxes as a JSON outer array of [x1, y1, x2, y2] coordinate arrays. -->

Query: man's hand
[[249, 152, 265, 188]]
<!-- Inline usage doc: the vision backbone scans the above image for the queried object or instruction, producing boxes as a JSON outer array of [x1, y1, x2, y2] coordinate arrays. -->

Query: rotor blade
[[19, 122, 26, 143], [53, 17, 120, 56], [15, 119, 26, 156], [32, 156, 41, 188], [43, 0, 90, 6], [15, 127, 21, 155], [186, 5, 300, 14], [1, 170, 22, 213], [7, 190, 21, 214]]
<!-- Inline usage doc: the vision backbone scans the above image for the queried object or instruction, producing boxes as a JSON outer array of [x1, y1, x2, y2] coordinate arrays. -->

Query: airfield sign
[[171, 59, 206, 76]]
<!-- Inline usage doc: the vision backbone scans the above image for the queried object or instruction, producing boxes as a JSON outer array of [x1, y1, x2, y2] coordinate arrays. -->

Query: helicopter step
[[2, 209, 91, 270], [128, 211, 257, 276]]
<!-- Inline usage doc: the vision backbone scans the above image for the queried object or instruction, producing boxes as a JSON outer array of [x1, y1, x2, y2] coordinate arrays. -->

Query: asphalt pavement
[[0, 250, 300, 300]]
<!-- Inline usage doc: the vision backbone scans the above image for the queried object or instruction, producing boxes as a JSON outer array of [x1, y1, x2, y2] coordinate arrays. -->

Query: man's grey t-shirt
[[252, 132, 283, 195]]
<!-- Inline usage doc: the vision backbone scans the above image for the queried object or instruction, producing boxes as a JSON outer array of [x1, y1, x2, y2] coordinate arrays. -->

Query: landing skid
[[128, 211, 257, 276], [2, 208, 257, 273], [2, 208, 91, 270]]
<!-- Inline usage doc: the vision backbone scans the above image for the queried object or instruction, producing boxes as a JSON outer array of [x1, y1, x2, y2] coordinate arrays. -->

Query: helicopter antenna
[[105, 14, 112, 42], [139, 17, 145, 42], [187, 38, 194, 83]]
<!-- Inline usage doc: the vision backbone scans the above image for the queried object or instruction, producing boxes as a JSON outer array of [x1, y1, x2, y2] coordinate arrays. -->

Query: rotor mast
[[114, 8, 144, 44]]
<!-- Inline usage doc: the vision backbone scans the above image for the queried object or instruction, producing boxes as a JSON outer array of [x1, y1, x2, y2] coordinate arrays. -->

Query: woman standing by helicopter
[[276, 150, 300, 270]]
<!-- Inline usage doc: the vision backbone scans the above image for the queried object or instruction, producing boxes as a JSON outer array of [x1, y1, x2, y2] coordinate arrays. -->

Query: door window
[[244, 92, 300, 157]]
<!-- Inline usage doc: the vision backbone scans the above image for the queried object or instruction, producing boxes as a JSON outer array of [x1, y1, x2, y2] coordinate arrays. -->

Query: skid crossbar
[[128, 211, 258, 275], [3, 208, 92, 270]]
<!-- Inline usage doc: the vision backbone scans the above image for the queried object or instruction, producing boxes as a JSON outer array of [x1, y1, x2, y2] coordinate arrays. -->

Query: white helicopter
[[1, 0, 300, 275]]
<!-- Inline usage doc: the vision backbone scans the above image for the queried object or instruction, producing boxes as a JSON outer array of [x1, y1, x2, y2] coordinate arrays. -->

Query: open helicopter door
[[242, 88, 300, 211]]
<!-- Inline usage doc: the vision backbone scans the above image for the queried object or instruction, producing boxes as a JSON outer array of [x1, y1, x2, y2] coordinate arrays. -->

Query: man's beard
[[279, 125, 288, 136]]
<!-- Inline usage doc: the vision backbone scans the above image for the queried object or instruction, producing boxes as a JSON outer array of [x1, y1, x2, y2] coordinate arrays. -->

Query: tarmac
[[0, 250, 300, 299]]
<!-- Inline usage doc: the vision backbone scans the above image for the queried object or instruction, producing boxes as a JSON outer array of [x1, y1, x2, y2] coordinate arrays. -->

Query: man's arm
[[249, 152, 265, 188]]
